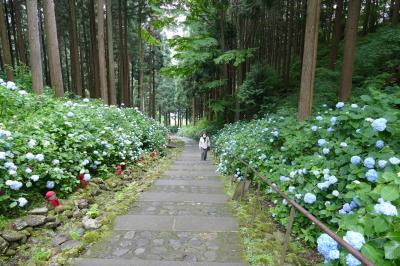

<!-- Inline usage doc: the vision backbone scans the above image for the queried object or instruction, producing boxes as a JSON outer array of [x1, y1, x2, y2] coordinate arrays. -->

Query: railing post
[[281, 206, 296, 266]]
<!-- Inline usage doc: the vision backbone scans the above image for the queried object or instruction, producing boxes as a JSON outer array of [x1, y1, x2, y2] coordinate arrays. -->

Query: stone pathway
[[74, 138, 247, 266]]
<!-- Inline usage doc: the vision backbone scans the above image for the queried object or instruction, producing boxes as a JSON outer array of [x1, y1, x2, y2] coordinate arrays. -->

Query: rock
[[28, 207, 49, 215], [113, 248, 129, 257], [78, 199, 89, 209], [25, 215, 47, 227], [53, 234, 69, 246], [72, 210, 82, 218], [134, 248, 146, 255], [99, 184, 108, 190], [45, 221, 61, 230], [45, 216, 56, 223], [1, 230, 25, 242], [60, 240, 80, 250], [12, 218, 28, 231], [204, 251, 217, 261], [273, 231, 285, 243], [5, 249, 16, 256], [123, 231, 136, 240], [0, 236, 9, 255], [82, 216, 101, 230]]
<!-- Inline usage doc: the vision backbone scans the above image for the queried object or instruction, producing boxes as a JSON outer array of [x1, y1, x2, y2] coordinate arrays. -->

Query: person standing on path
[[199, 132, 210, 160]]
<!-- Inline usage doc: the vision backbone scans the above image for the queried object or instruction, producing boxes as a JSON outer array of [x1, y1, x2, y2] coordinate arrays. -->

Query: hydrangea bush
[[213, 89, 400, 265], [0, 81, 167, 212]]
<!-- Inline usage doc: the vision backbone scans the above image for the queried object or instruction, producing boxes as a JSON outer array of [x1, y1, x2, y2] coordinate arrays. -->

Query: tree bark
[[13, 0, 26, 65], [393, 0, 400, 25], [97, 0, 108, 104], [43, 0, 64, 97], [106, 0, 117, 105], [298, 0, 321, 120], [89, 0, 100, 98], [68, 0, 82, 96], [138, 0, 145, 111], [329, 0, 344, 69], [26, 0, 43, 94], [339, 0, 361, 101], [0, 1, 13, 80]]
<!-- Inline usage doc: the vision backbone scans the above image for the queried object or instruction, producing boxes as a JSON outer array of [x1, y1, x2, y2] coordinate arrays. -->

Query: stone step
[[140, 192, 229, 203], [150, 185, 223, 194], [114, 215, 238, 232], [128, 201, 232, 217], [168, 167, 217, 172], [155, 179, 223, 187], [164, 170, 218, 177], [78, 231, 243, 263], [159, 175, 221, 181], [74, 258, 247, 266]]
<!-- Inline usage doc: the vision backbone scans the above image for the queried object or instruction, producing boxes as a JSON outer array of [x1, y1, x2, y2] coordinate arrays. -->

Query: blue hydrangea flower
[[343, 231, 365, 250], [318, 139, 327, 146], [378, 160, 387, 168], [311, 125, 318, 131], [317, 182, 330, 190], [374, 198, 398, 216], [365, 169, 378, 182], [375, 140, 384, 149], [317, 233, 339, 263], [327, 127, 334, 132], [351, 103, 359, 108], [280, 176, 288, 182], [346, 254, 361, 266], [364, 157, 375, 168], [5, 180, 23, 190], [328, 175, 338, 184], [336, 102, 344, 109], [371, 118, 387, 132], [350, 156, 361, 165], [258, 154, 267, 160], [389, 157, 400, 165], [340, 142, 348, 148], [331, 117, 337, 125], [343, 203, 352, 212], [46, 181, 55, 189], [288, 186, 295, 193], [316, 116, 323, 121], [329, 249, 340, 260], [304, 193, 316, 204], [323, 148, 330, 155]]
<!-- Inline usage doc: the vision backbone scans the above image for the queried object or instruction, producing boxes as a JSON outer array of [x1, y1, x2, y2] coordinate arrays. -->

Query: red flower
[[116, 164, 122, 175], [78, 174, 88, 188], [150, 151, 156, 158]]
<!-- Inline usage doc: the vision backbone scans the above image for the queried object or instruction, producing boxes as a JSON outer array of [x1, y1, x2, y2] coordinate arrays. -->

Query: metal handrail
[[236, 158, 374, 266]]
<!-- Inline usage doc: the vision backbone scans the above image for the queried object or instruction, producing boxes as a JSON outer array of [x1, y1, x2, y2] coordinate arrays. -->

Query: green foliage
[[0, 82, 167, 213], [87, 204, 100, 218], [31, 248, 51, 262], [213, 87, 400, 265], [178, 118, 222, 139], [214, 48, 256, 67], [139, 27, 160, 46], [238, 64, 282, 115]]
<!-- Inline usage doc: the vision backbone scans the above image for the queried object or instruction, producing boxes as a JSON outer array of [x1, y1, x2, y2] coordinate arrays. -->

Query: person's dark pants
[[201, 148, 208, 160]]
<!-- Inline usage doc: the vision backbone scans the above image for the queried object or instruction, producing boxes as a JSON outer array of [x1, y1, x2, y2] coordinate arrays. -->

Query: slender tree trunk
[[151, 46, 156, 118], [138, 0, 145, 111], [363, 0, 371, 35], [4, 1, 15, 68], [393, 0, 400, 25], [97, 0, 108, 104], [339, 0, 361, 101], [63, 37, 70, 90], [39, 6, 49, 85], [89, 0, 99, 98], [68, 0, 82, 96], [43, 0, 64, 97], [26, 0, 43, 94], [123, 0, 130, 106], [106, 0, 117, 105], [298, 0, 321, 120], [13, 0, 26, 65], [0, 1, 13, 80], [329, 0, 344, 69]]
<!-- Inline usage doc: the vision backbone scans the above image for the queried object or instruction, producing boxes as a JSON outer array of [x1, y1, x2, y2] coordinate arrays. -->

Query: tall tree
[[43, 0, 64, 97], [329, 0, 344, 69], [13, 0, 26, 65], [106, 0, 117, 105], [68, 0, 82, 96], [298, 0, 321, 120], [0, 1, 13, 80], [339, 0, 361, 101], [26, 0, 43, 94], [89, 0, 100, 98], [393, 0, 400, 25], [97, 0, 108, 104]]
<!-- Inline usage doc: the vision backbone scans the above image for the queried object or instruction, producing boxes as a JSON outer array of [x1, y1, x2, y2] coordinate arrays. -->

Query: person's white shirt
[[199, 136, 210, 149]]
